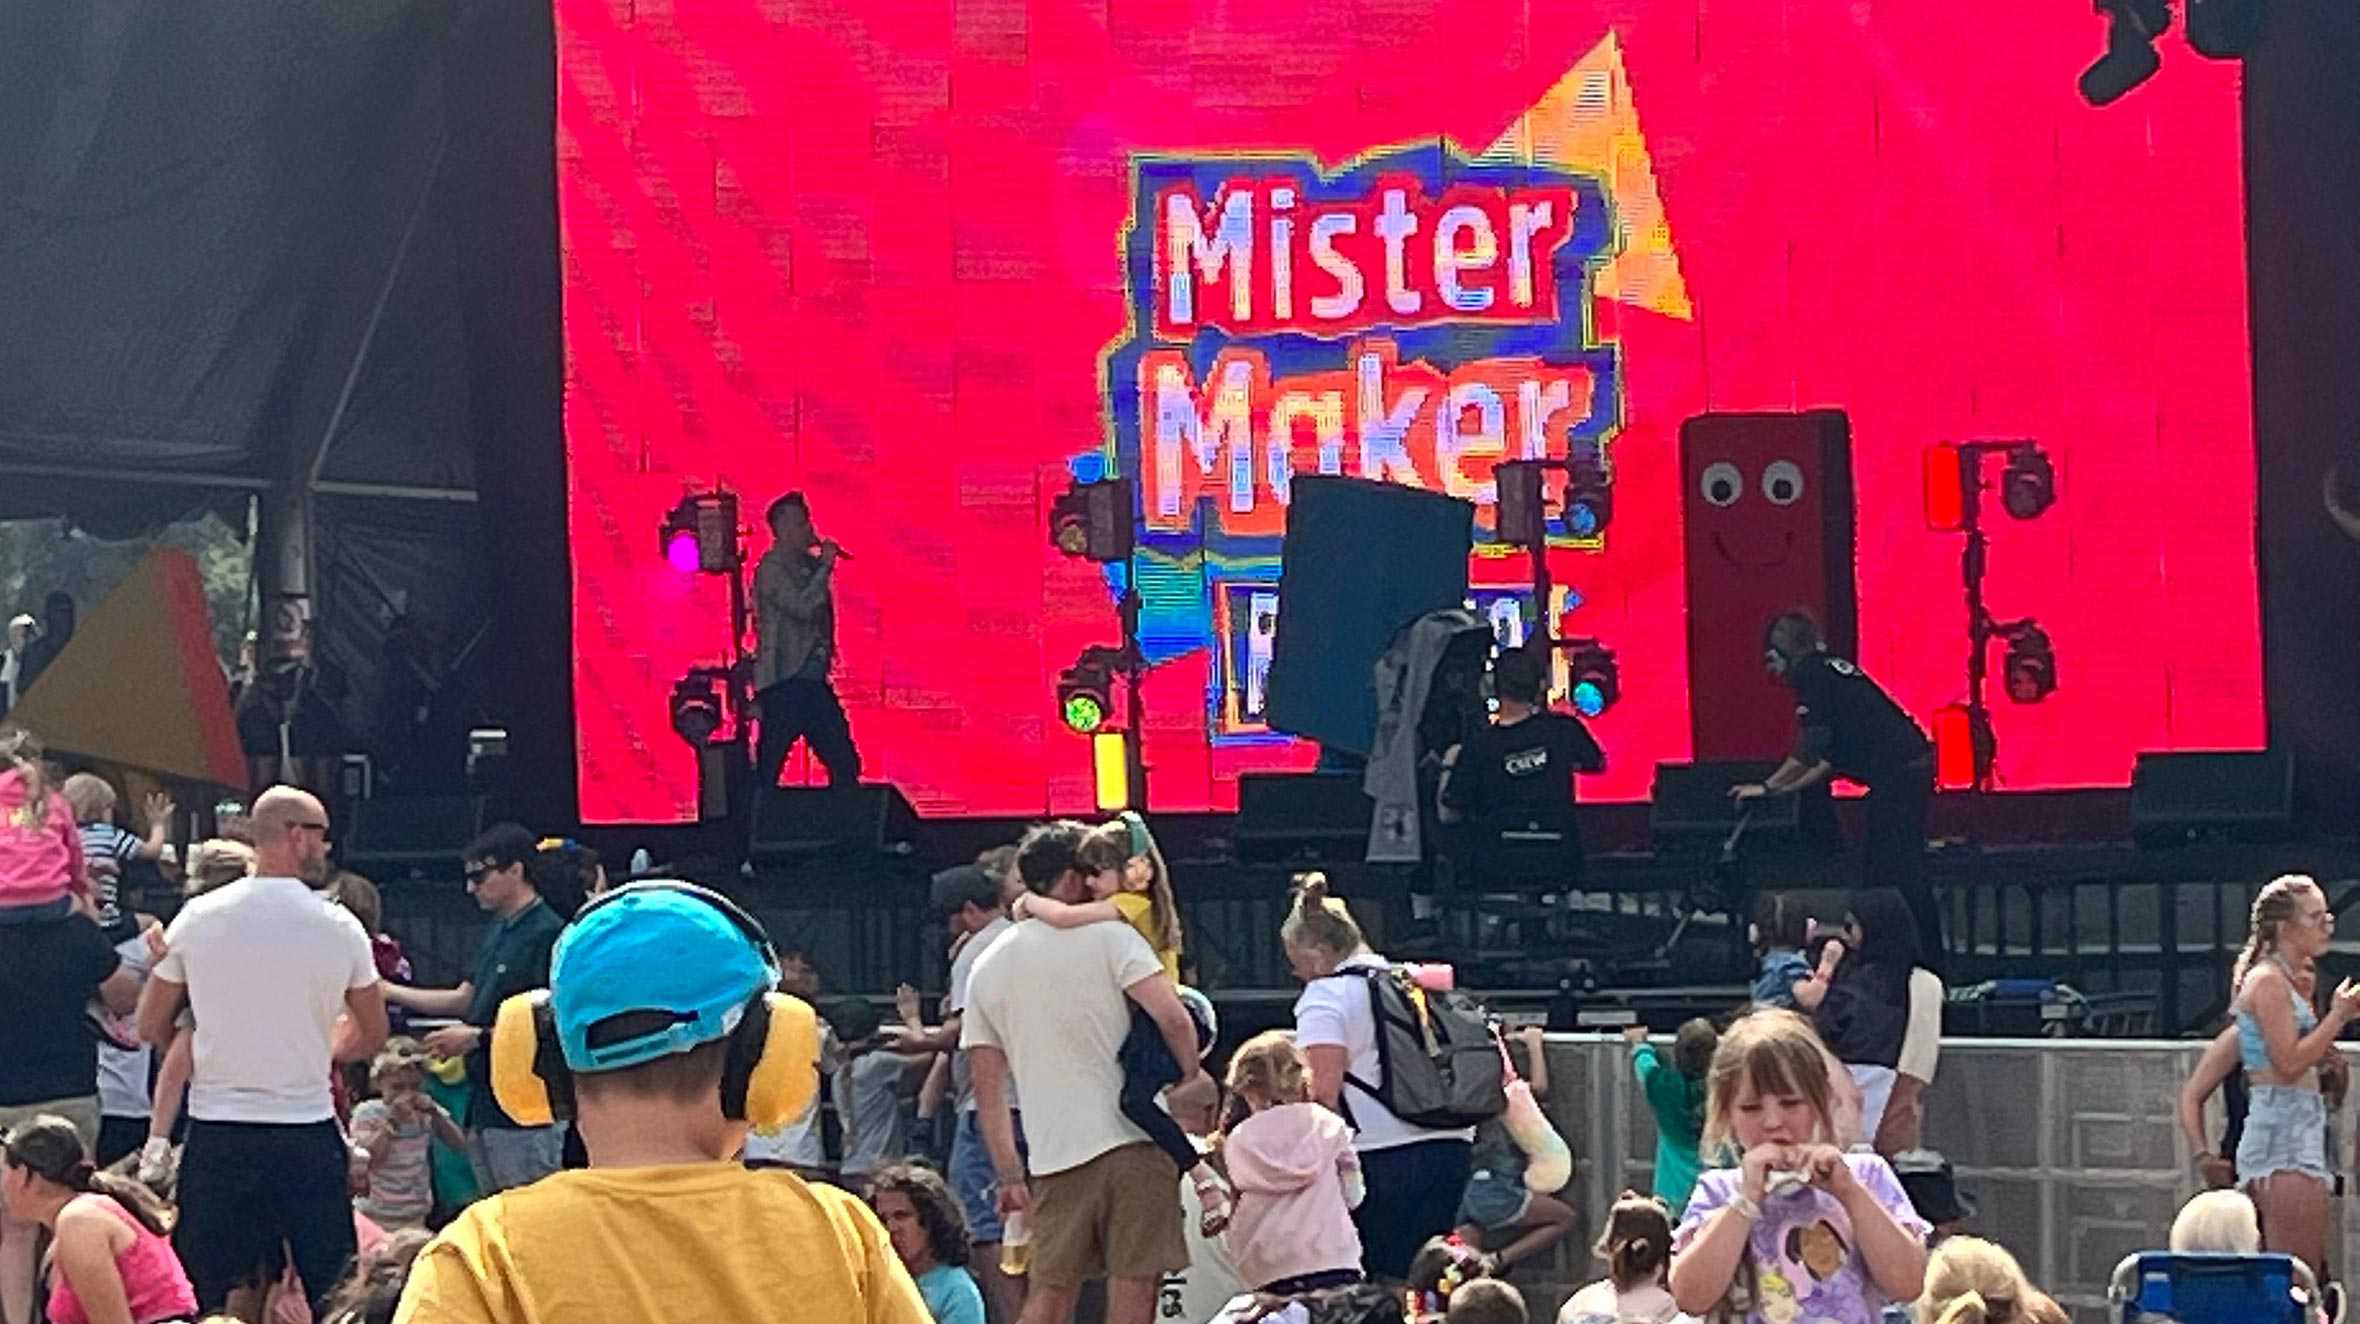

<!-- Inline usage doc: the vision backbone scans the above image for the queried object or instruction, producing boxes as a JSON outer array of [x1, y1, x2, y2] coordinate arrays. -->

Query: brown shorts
[[1030, 1141, 1186, 1289]]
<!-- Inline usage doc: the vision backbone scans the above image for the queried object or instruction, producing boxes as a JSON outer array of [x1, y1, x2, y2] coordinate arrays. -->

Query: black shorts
[[175, 1119, 356, 1313]]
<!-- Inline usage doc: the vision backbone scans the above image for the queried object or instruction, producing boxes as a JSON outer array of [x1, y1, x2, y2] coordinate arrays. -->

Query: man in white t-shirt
[[138, 784, 389, 1317], [963, 822, 1204, 1324]]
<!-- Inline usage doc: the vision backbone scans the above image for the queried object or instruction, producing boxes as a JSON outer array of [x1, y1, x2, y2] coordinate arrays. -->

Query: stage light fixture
[[668, 669, 728, 745], [1932, 705, 1974, 791], [1057, 648, 1121, 734], [1049, 477, 1137, 563], [1563, 460, 1613, 539], [2080, 0, 2169, 105], [2000, 445, 2056, 520], [2186, 0, 2266, 58], [1495, 460, 1548, 545], [1562, 637, 1621, 718], [2003, 622, 2057, 703], [1092, 731, 1133, 811], [658, 490, 743, 574]]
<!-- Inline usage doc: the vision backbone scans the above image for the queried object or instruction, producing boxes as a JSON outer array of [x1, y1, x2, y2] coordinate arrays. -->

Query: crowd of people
[[0, 714, 2344, 1324]]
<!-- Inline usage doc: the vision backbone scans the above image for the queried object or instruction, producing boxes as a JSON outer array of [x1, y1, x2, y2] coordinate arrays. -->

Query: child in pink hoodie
[[1220, 1031, 1366, 1294], [0, 728, 92, 922]]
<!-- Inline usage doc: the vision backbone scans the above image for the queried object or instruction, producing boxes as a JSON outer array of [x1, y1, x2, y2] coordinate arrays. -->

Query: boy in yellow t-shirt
[[1012, 813, 1227, 1230], [393, 886, 928, 1324]]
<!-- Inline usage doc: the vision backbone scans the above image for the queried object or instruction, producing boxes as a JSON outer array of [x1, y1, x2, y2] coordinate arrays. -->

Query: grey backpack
[[1340, 965, 1507, 1130]]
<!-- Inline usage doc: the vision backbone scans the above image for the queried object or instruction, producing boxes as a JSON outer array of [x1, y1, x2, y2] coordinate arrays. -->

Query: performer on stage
[[752, 493, 861, 803], [1733, 609, 1940, 962]]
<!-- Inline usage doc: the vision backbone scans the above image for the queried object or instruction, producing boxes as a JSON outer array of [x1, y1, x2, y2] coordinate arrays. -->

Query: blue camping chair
[[2108, 1252, 2325, 1323]]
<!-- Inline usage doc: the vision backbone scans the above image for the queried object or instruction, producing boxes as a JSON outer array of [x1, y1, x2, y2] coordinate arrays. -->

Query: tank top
[[45, 1197, 197, 1324], [2235, 959, 2317, 1074]]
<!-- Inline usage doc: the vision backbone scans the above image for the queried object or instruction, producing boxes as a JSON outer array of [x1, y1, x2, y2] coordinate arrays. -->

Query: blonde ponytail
[[1932, 1291, 1994, 1324], [1280, 871, 1362, 960], [0, 726, 51, 831]]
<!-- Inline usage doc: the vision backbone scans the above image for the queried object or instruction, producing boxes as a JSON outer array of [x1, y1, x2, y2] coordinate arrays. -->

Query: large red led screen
[[558, 0, 2261, 823]]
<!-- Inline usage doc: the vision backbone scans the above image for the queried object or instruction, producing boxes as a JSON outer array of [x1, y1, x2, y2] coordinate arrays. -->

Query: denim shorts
[[1457, 1167, 1532, 1231], [951, 1108, 1025, 1243], [2237, 1085, 2331, 1183]]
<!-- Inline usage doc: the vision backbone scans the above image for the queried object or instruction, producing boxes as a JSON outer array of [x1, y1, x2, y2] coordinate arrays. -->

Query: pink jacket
[[0, 768, 85, 910], [1221, 1102, 1363, 1291]]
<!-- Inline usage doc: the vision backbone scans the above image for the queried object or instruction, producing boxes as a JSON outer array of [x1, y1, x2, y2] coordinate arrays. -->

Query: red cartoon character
[[1680, 410, 1858, 761]]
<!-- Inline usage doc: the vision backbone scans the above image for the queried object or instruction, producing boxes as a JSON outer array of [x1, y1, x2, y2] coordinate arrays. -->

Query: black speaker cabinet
[[1265, 476, 1473, 757], [341, 793, 486, 873], [751, 784, 923, 858], [1650, 761, 1800, 844], [1234, 771, 1374, 863], [2133, 750, 2292, 844]]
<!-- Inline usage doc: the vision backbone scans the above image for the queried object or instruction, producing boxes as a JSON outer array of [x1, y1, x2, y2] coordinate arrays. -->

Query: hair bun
[[1291, 871, 1330, 904]]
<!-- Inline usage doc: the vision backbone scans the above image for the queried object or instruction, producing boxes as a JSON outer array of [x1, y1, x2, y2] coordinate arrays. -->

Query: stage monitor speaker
[[1266, 477, 1474, 757], [342, 793, 486, 873], [2132, 750, 2292, 843], [1650, 761, 1799, 844], [1234, 771, 1374, 863], [752, 784, 923, 858]]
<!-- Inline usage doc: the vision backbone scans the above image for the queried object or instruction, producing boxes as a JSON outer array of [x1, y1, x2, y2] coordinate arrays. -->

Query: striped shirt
[[351, 1099, 435, 1227], [76, 822, 137, 929]]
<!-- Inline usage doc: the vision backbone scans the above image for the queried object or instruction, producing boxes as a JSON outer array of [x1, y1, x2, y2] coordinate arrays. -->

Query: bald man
[[138, 785, 388, 1316]]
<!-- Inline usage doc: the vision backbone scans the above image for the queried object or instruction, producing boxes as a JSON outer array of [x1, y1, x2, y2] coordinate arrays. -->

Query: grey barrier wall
[[1520, 1035, 2346, 1323]]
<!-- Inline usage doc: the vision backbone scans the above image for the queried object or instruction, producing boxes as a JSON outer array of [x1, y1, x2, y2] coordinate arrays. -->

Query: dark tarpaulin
[[0, 1, 515, 789], [0, 2, 469, 492]]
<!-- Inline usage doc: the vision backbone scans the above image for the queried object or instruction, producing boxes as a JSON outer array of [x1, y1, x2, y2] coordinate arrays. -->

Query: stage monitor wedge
[[1265, 477, 1474, 758], [1651, 761, 1800, 845], [751, 784, 924, 859], [2132, 750, 2291, 844], [1234, 771, 1374, 864]]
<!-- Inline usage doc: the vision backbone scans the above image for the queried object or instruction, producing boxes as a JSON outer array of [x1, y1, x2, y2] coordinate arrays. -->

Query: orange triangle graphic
[[10, 548, 245, 790], [1481, 31, 1693, 321]]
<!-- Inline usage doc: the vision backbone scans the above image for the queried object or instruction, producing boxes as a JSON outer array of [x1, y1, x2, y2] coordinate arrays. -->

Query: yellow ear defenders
[[488, 881, 819, 1132]]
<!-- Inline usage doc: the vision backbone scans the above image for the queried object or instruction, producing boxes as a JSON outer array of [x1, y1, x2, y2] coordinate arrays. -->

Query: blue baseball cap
[[549, 884, 776, 1073]]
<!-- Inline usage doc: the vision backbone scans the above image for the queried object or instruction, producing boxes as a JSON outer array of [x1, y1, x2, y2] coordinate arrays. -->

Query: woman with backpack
[[1283, 872, 1478, 1280]]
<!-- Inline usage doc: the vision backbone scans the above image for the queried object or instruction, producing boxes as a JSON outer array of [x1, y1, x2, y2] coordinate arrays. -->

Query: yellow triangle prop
[[9, 548, 246, 790], [1481, 31, 1693, 321]]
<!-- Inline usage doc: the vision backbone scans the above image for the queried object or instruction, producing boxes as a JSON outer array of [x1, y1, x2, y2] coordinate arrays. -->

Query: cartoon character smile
[[1712, 528, 1795, 569]]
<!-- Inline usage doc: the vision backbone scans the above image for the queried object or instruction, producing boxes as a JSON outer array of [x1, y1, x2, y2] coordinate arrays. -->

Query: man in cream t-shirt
[[963, 821, 1206, 1324]]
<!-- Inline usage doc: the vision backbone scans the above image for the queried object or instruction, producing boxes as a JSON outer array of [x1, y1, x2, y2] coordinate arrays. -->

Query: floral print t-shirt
[[1672, 1153, 1929, 1324]]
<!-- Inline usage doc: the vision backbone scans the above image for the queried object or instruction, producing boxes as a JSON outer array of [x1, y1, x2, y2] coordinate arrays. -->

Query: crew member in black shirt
[[1733, 609, 1939, 961], [1437, 643, 1606, 889]]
